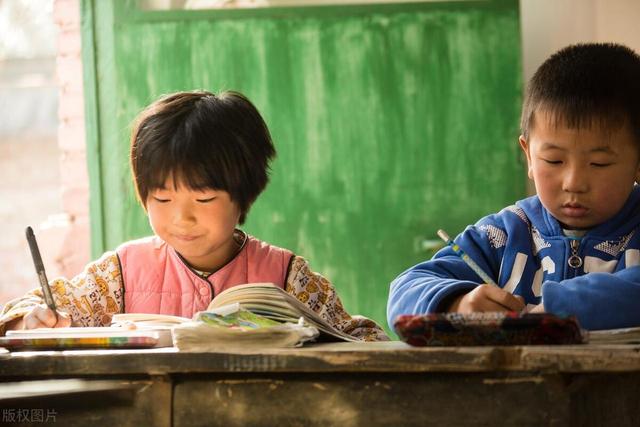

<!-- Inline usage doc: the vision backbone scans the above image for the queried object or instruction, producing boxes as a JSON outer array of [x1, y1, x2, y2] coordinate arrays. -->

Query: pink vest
[[116, 234, 293, 317]]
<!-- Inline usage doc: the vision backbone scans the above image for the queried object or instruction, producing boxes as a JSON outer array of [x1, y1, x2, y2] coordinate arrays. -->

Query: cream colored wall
[[519, 0, 640, 194], [520, 0, 640, 82]]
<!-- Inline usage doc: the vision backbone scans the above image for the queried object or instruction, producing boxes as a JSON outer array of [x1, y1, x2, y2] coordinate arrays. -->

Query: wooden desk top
[[2, 341, 640, 377]]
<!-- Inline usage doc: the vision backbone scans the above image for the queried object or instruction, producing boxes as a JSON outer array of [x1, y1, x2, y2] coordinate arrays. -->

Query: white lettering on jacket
[[503, 253, 528, 293], [532, 256, 555, 297], [583, 256, 618, 273], [625, 249, 640, 267]]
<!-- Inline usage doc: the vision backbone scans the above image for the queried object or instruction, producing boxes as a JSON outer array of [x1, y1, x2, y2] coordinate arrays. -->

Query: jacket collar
[[517, 185, 640, 239]]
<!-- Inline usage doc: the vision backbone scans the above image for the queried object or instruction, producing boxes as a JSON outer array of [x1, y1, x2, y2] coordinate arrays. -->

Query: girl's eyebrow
[[539, 142, 616, 154]]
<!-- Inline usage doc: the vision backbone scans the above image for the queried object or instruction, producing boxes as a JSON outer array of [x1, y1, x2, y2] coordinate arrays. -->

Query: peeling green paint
[[82, 0, 524, 334]]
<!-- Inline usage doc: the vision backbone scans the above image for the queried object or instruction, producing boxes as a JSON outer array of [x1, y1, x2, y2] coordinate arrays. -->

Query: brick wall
[[44, 0, 91, 278]]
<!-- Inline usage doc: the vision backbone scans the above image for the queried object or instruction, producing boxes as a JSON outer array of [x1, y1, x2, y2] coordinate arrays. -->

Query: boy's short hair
[[130, 90, 276, 224], [521, 43, 640, 144]]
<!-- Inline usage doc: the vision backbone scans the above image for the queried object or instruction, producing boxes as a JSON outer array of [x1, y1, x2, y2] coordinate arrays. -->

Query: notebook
[[111, 313, 191, 326], [172, 303, 319, 351], [587, 326, 640, 344]]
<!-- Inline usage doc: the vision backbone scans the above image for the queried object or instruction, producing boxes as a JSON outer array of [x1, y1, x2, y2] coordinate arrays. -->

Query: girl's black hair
[[130, 90, 276, 224]]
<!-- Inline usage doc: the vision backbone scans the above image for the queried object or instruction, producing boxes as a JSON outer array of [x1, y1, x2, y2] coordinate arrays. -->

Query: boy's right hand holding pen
[[436, 230, 526, 314], [446, 285, 525, 313]]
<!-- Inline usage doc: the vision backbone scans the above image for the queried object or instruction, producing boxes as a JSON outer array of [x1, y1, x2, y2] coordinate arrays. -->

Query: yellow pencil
[[436, 229, 497, 286]]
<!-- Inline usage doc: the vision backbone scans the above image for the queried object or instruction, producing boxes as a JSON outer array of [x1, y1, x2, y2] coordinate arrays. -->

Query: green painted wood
[[81, 0, 525, 335], [80, 0, 105, 257]]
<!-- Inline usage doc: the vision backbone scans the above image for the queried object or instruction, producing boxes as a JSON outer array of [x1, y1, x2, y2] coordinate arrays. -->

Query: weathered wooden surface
[[0, 376, 171, 427], [0, 379, 136, 404], [171, 372, 640, 427], [2, 342, 640, 376], [2, 343, 640, 426], [173, 372, 571, 427]]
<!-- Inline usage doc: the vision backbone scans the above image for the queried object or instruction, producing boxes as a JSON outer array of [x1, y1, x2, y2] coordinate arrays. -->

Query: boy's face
[[146, 177, 241, 271], [520, 112, 640, 229]]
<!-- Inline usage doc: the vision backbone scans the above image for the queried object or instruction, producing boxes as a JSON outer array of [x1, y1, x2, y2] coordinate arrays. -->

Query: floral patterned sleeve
[[285, 255, 389, 341], [0, 252, 125, 334]]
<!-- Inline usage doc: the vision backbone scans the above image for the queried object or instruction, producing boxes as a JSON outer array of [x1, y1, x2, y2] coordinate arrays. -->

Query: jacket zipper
[[567, 238, 583, 272]]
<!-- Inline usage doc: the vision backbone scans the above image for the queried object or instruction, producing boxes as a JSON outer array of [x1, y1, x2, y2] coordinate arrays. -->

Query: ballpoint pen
[[25, 226, 58, 319]]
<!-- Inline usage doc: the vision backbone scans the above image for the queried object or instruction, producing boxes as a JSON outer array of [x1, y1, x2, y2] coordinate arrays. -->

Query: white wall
[[519, 0, 640, 194], [520, 0, 640, 83]]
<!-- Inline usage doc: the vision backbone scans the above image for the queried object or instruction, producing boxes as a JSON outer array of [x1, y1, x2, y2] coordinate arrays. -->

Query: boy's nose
[[562, 167, 589, 193]]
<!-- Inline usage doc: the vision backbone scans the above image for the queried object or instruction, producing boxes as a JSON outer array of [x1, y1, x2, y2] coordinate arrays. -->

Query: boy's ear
[[518, 135, 533, 179]]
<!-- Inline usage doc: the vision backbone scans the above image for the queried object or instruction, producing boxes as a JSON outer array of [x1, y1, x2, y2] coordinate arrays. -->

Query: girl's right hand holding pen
[[446, 284, 526, 313], [5, 304, 71, 331]]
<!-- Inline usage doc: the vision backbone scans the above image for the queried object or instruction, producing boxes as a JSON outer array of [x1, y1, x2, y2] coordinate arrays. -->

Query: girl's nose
[[172, 204, 195, 224]]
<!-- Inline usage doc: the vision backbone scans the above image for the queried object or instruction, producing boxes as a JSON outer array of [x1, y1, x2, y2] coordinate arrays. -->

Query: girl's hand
[[14, 304, 71, 330], [447, 284, 526, 313]]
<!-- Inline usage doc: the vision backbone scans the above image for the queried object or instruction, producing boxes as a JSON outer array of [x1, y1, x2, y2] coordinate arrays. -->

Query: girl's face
[[146, 177, 241, 272], [520, 112, 640, 229]]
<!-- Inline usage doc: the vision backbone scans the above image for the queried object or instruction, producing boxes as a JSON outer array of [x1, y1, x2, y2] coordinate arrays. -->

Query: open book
[[171, 283, 356, 351], [114, 283, 355, 341], [114, 283, 356, 350], [204, 283, 357, 342]]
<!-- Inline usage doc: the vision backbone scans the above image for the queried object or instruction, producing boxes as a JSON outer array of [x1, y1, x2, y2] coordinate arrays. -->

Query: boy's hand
[[447, 284, 526, 313], [527, 303, 545, 314], [12, 304, 71, 330]]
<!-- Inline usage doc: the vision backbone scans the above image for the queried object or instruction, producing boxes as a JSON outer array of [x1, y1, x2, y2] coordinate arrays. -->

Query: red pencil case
[[394, 312, 585, 346]]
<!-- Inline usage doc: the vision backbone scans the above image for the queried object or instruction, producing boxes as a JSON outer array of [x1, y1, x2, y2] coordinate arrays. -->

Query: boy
[[387, 43, 640, 331]]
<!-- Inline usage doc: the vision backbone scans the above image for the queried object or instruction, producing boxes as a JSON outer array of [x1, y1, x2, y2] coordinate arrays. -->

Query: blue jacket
[[387, 186, 640, 331]]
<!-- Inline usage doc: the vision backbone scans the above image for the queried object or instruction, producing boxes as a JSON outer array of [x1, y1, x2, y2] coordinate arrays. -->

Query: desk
[[1, 342, 640, 426]]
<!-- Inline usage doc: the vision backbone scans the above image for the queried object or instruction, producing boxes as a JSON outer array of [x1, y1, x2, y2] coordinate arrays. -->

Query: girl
[[2, 90, 388, 341]]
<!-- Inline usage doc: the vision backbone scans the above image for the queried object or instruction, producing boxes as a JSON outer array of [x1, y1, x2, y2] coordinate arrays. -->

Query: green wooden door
[[82, 0, 525, 334]]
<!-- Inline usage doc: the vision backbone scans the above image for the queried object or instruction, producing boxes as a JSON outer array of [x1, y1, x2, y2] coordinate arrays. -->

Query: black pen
[[25, 226, 57, 319]]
